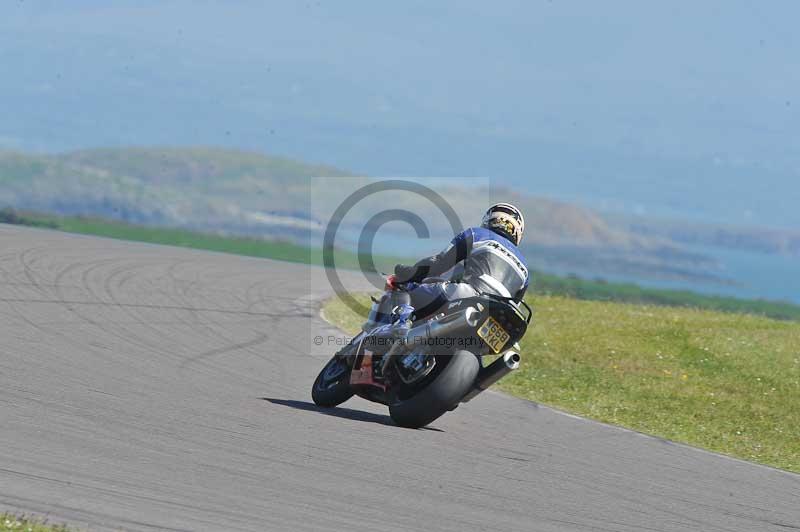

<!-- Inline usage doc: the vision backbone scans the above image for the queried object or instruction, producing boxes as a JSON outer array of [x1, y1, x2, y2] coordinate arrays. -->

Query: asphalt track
[[0, 225, 797, 531]]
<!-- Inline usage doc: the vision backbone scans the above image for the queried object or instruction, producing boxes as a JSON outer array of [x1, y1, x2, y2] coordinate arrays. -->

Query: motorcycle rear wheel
[[389, 350, 479, 428]]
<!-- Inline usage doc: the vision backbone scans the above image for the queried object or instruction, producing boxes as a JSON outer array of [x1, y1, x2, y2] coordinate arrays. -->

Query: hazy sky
[[2, 1, 799, 226]]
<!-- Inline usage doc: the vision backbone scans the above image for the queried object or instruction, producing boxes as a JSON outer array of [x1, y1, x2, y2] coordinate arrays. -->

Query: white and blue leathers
[[395, 227, 530, 319]]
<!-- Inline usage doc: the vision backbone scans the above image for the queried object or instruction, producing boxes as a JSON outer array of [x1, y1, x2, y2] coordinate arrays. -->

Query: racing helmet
[[481, 203, 525, 245]]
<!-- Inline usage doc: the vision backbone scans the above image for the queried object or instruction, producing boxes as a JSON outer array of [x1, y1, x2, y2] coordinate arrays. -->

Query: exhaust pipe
[[461, 351, 521, 403], [405, 306, 481, 347]]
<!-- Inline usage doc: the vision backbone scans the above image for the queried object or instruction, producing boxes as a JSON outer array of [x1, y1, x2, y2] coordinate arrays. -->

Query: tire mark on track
[[0, 296, 290, 316], [164, 262, 292, 389], [177, 333, 270, 369]]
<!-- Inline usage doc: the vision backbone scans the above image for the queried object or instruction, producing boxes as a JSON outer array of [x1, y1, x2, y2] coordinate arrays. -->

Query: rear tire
[[389, 350, 479, 428], [312, 356, 354, 407]]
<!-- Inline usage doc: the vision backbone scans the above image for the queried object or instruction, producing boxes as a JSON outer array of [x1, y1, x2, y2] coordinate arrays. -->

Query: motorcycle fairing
[[349, 349, 385, 390]]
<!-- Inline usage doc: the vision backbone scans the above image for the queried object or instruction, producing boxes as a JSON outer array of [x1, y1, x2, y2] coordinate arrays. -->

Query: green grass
[[532, 272, 800, 321], [57, 215, 318, 264], [0, 208, 58, 229], [0, 513, 71, 532], [323, 293, 800, 473], [0, 209, 405, 272]]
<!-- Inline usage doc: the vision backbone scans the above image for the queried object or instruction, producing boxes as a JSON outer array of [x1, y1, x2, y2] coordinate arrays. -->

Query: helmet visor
[[490, 205, 523, 223]]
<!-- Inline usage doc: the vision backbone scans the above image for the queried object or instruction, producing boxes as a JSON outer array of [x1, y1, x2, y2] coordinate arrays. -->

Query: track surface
[[0, 225, 797, 531]]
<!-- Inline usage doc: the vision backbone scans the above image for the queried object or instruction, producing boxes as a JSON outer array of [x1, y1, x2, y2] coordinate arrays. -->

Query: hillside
[[0, 147, 349, 238], [0, 147, 718, 282], [612, 214, 800, 257]]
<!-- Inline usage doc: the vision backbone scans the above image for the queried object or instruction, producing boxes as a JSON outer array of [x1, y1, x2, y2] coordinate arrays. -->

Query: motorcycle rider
[[393, 203, 529, 319]]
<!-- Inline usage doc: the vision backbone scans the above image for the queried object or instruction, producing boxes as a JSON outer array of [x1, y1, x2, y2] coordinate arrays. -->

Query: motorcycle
[[311, 277, 532, 428]]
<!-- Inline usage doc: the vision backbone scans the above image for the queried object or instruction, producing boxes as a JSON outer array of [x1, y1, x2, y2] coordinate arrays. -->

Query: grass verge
[[0, 513, 71, 532], [0, 208, 404, 272], [323, 293, 800, 473]]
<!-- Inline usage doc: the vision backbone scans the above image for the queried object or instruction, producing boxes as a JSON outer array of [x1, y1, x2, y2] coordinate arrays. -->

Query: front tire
[[389, 350, 479, 428], [312, 355, 354, 407]]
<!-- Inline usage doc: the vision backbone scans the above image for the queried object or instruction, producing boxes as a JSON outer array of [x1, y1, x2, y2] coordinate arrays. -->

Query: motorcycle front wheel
[[311, 355, 354, 407], [388, 350, 479, 429]]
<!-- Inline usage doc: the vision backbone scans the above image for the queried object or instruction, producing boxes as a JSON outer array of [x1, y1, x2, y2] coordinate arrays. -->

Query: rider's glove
[[384, 274, 400, 291]]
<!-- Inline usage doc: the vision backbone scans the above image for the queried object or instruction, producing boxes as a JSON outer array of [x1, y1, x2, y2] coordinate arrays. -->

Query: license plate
[[477, 316, 510, 354]]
